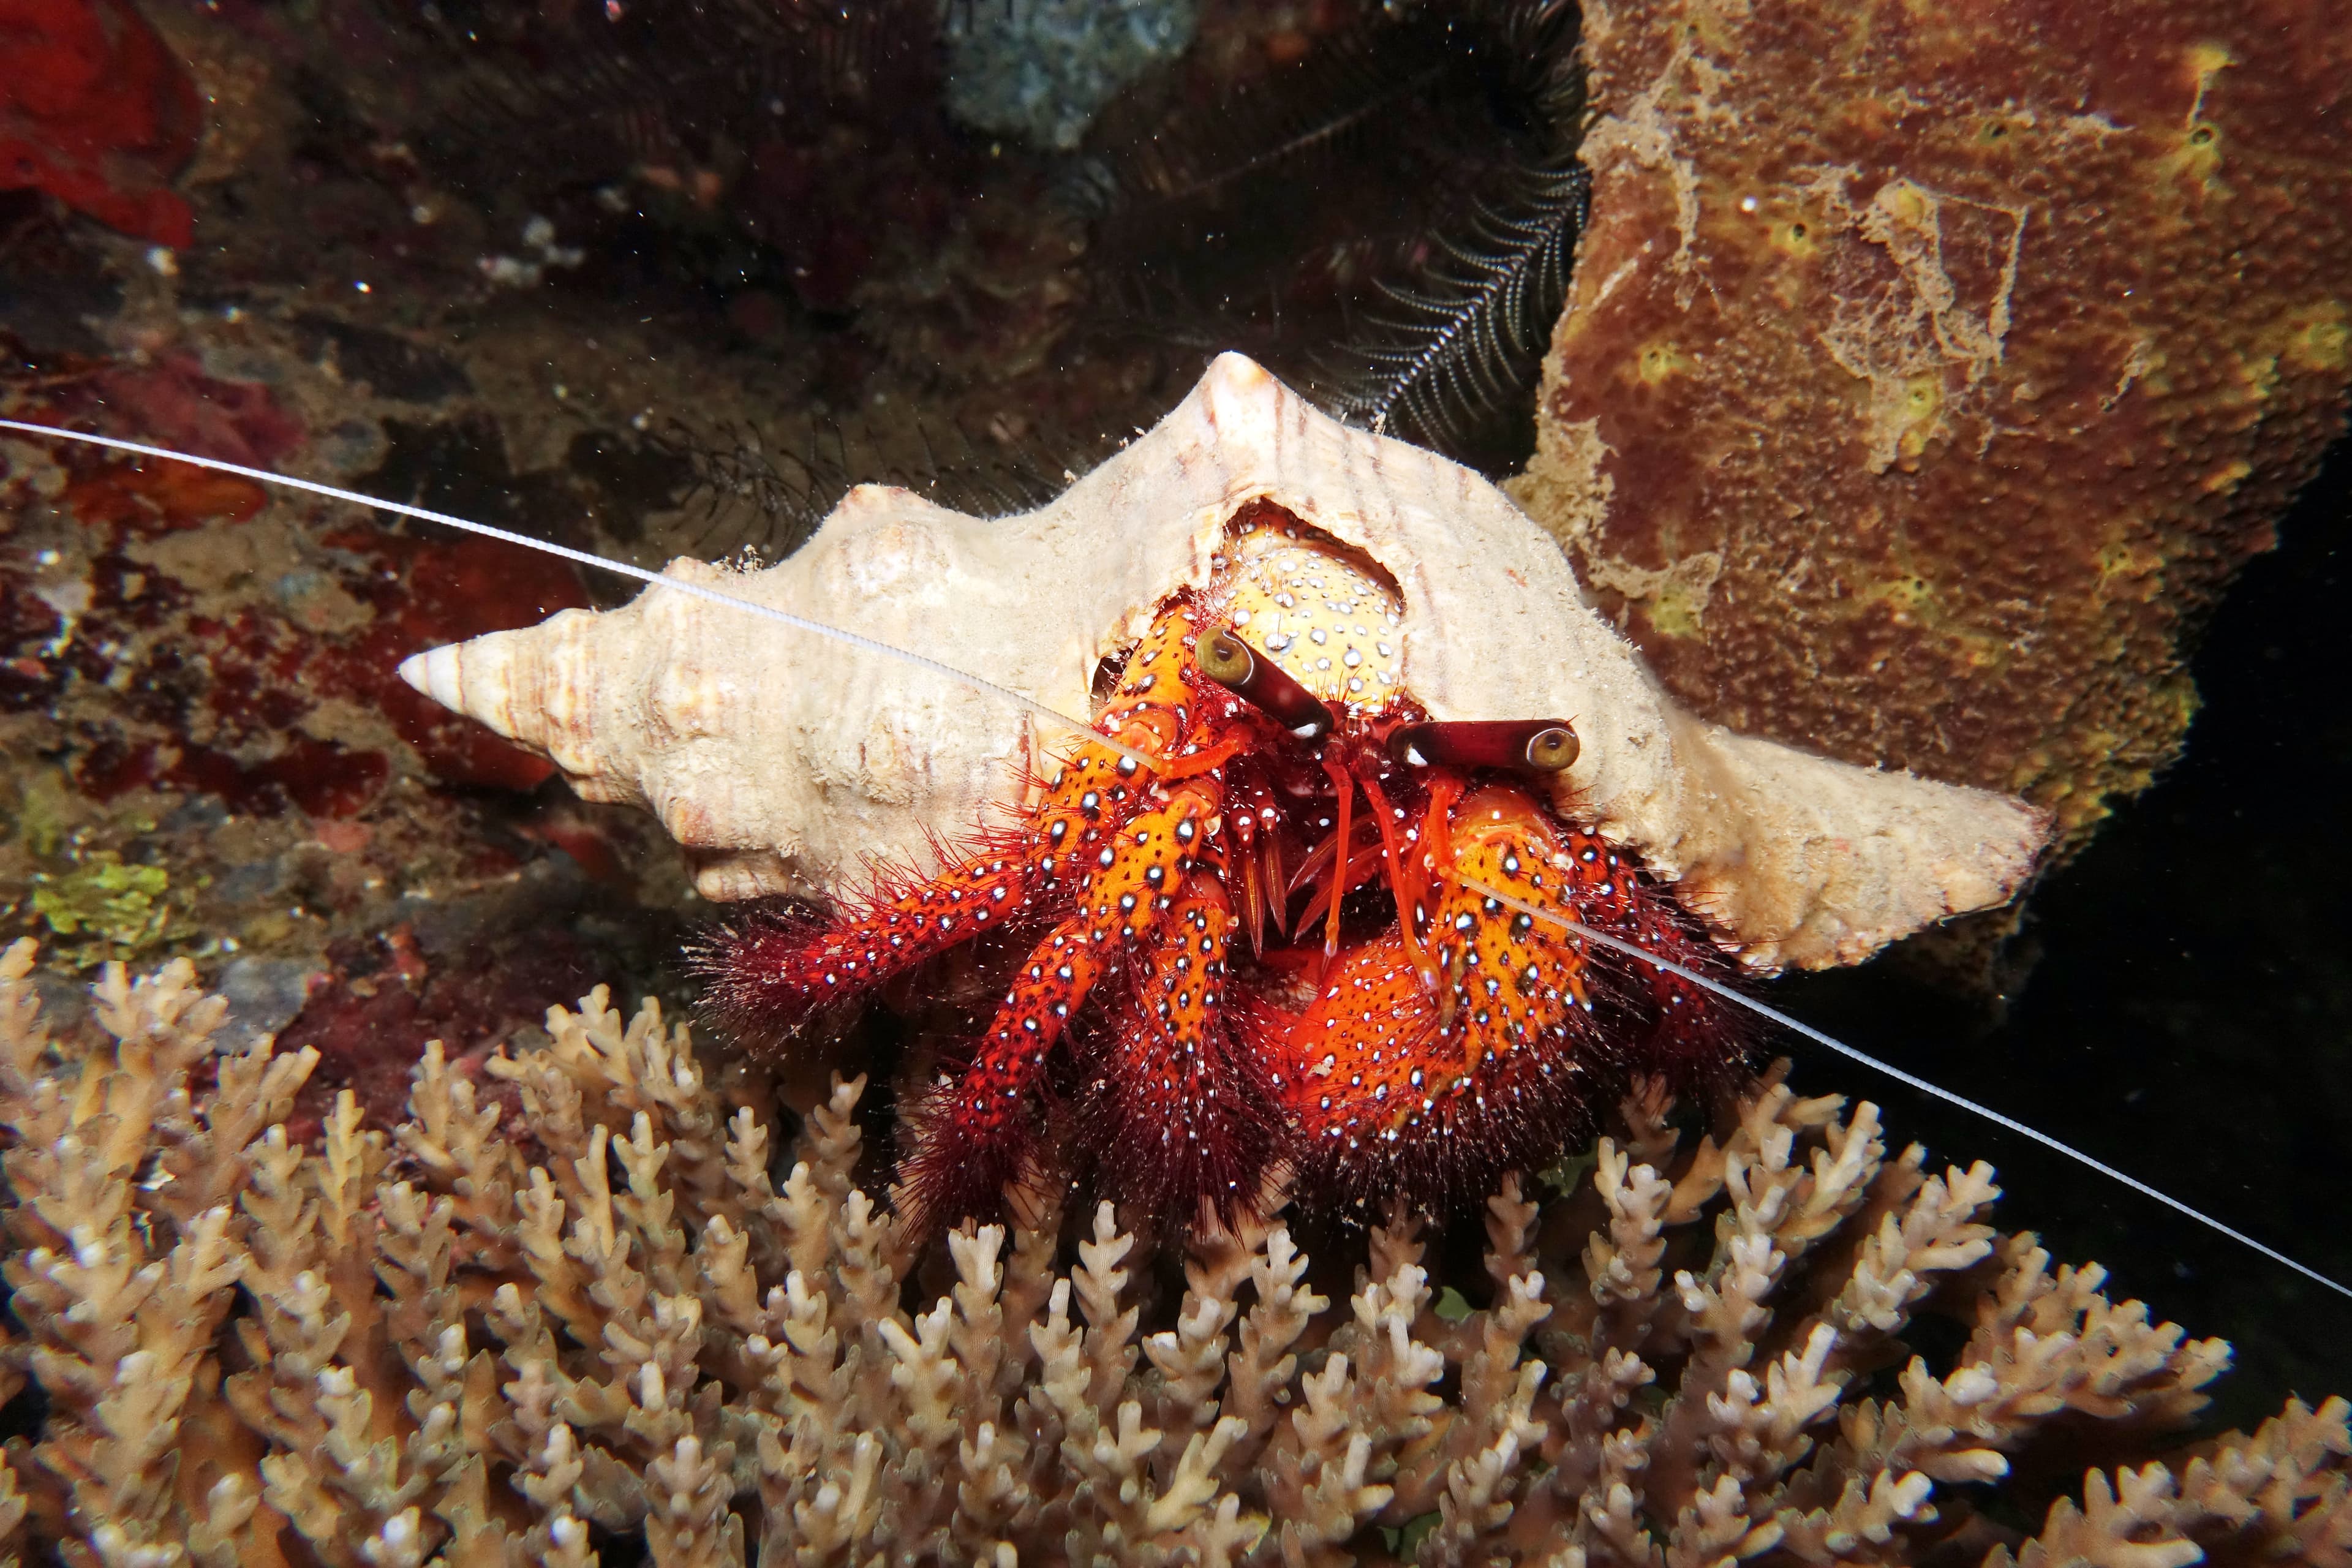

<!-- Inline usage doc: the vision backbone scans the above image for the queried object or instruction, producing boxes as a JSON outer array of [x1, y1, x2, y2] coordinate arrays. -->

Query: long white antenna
[[1451, 870, 2352, 1303], [12, 418, 2339, 1299], [0, 418, 1156, 771]]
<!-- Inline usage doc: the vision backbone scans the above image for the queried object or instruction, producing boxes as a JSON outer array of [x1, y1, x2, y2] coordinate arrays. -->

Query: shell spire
[[400, 624, 573, 767]]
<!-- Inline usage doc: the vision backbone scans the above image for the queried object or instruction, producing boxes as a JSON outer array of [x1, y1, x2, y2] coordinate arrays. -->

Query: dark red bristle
[[1077, 898, 1286, 1231], [689, 840, 1044, 1045], [895, 1072, 1046, 1235], [896, 910, 1109, 1231], [686, 902, 834, 1042]]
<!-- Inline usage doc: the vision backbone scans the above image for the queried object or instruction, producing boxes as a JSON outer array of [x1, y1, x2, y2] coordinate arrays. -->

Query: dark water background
[[1782, 432, 2352, 1427]]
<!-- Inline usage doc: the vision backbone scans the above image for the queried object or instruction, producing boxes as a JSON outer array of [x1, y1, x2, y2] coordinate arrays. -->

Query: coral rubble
[[0, 368, 582, 818], [1510, 0, 2352, 846], [1, 937, 2343, 1566], [1, 362, 697, 1123]]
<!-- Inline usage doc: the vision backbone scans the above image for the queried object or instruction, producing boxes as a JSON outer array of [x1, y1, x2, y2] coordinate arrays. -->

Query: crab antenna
[[1451, 870, 2352, 1303], [0, 418, 1156, 771]]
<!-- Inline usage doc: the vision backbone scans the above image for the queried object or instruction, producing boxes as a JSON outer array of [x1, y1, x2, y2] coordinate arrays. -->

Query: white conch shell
[[401, 353, 2046, 971]]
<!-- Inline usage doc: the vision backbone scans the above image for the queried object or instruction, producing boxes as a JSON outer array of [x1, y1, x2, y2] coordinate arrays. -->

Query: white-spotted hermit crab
[[387, 354, 2048, 1230], [15, 355, 2350, 1291]]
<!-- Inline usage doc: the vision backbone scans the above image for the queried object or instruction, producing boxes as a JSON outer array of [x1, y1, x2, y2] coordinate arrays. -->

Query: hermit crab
[[703, 500, 1743, 1227], [13, 342, 2344, 1292], [390, 355, 2046, 1228]]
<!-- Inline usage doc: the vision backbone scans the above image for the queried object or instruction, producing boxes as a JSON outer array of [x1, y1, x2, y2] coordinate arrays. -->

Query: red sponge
[[1, 0, 203, 245]]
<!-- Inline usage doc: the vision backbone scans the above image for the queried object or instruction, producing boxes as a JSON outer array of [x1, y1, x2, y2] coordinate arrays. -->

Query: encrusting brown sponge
[[1510, 0, 2352, 850], [0, 937, 2344, 1567]]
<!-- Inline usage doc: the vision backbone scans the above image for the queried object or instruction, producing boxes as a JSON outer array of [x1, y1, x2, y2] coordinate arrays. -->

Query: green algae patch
[[32, 852, 206, 968]]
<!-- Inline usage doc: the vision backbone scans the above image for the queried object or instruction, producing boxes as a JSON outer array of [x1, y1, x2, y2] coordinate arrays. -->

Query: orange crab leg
[[1418, 773, 1464, 903], [1290, 817, 1385, 935], [902, 914, 1107, 1227], [1265, 792, 1629, 1205], [1416, 772, 1468, 1025], [1287, 815, 1379, 896], [904, 784, 1220, 1225], [1259, 929, 1439, 1161], [1144, 732, 1250, 782], [1428, 832, 1593, 1060], [1086, 883, 1278, 1221], [693, 845, 1041, 1032]]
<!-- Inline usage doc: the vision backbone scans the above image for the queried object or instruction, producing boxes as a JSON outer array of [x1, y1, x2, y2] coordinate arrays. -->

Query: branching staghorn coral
[[0, 937, 2344, 1567]]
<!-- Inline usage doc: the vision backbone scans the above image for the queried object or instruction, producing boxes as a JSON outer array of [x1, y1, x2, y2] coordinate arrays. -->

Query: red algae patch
[[0, 0, 203, 244]]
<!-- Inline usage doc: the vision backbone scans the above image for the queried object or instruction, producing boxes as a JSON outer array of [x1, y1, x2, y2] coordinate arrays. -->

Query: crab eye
[[1197, 627, 1335, 744], [1195, 627, 1254, 686], [1386, 720, 1581, 775], [1522, 725, 1579, 771]]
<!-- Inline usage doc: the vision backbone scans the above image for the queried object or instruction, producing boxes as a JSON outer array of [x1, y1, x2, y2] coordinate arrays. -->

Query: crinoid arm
[[1322, 162, 1591, 453]]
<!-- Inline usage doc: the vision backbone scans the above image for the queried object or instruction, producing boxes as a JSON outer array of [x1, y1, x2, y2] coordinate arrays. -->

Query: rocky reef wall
[[1511, 0, 2352, 846]]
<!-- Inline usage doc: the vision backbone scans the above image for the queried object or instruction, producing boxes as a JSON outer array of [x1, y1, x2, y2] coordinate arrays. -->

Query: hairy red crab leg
[[6, 417, 2346, 1300], [904, 784, 1219, 1221]]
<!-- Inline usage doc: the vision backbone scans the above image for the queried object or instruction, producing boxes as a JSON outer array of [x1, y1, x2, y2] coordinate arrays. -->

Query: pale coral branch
[[0, 949, 2337, 1567]]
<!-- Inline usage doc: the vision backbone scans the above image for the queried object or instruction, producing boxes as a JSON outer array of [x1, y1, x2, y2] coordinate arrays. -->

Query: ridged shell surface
[[403, 354, 2048, 971]]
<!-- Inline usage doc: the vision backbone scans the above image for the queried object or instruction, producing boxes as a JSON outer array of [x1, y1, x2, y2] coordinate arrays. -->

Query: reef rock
[[404, 353, 2044, 971], [1510, 0, 2352, 845]]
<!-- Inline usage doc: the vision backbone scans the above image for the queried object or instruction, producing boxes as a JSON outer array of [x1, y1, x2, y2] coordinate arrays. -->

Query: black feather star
[[1323, 160, 1591, 452], [1309, 0, 1588, 462], [1072, 0, 1591, 473]]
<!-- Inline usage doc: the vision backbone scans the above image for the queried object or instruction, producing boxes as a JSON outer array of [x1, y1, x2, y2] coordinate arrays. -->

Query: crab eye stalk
[[1387, 719, 1581, 774], [1197, 627, 1335, 743]]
